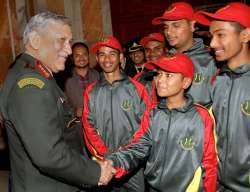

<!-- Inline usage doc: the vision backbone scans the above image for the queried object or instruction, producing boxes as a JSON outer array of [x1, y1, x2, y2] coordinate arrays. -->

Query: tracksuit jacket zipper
[[223, 74, 234, 181], [160, 111, 172, 184]]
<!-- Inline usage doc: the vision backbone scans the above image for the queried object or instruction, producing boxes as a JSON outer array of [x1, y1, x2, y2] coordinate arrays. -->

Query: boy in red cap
[[82, 36, 151, 192], [133, 32, 168, 105], [196, 3, 250, 191], [152, 2, 217, 107], [106, 53, 217, 192]]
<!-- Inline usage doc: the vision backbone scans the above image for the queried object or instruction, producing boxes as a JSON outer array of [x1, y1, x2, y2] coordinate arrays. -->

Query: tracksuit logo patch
[[121, 100, 133, 111], [241, 99, 250, 116], [193, 73, 204, 84], [180, 137, 195, 150]]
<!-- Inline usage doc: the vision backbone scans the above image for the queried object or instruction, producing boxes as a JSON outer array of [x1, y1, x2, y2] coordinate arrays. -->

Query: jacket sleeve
[[106, 114, 152, 178], [82, 82, 109, 159], [196, 106, 217, 192], [9, 75, 101, 186]]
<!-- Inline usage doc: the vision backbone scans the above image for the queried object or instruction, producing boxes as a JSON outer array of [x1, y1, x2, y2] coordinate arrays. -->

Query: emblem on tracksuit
[[241, 99, 250, 116], [121, 100, 133, 111], [193, 73, 204, 84], [180, 137, 195, 150]]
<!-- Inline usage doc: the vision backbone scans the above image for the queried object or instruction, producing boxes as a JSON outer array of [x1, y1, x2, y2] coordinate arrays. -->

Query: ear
[[119, 53, 124, 63], [95, 55, 99, 63], [190, 20, 196, 33], [183, 77, 192, 89], [28, 31, 41, 50], [240, 28, 250, 43]]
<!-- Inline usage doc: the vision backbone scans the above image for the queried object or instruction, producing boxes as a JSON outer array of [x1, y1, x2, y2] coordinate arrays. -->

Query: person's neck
[[104, 70, 122, 84], [176, 38, 193, 53], [135, 63, 144, 68], [166, 94, 186, 110], [227, 47, 250, 70], [75, 66, 89, 77]]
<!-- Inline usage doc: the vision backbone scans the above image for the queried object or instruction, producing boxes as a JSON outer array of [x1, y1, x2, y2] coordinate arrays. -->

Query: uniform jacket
[[82, 72, 151, 191], [211, 63, 250, 192], [108, 95, 217, 192], [0, 53, 100, 192], [170, 38, 217, 106]]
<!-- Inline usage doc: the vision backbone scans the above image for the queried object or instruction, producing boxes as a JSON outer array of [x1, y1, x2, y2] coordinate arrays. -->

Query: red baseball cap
[[152, 2, 194, 25], [91, 36, 123, 54], [145, 53, 194, 79], [140, 33, 165, 47], [195, 3, 250, 28]]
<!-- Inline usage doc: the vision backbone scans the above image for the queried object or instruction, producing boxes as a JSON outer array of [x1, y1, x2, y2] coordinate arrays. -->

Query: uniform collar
[[99, 70, 128, 85], [220, 62, 250, 76], [158, 94, 194, 113], [21, 53, 52, 79]]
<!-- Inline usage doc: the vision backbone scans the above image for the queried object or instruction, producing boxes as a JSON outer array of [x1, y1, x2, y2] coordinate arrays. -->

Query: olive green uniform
[[0, 53, 100, 192]]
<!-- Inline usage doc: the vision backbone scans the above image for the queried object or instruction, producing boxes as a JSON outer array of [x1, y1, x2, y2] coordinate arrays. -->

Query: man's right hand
[[96, 159, 116, 186]]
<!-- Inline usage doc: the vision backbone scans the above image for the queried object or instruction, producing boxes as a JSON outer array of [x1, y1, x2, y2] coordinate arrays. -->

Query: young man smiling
[[152, 2, 217, 107], [196, 2, 250, 191], [82, 36, 151, 192]]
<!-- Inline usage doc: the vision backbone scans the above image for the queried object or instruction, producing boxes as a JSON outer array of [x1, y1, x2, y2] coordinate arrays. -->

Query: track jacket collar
[[99, 70, 128, 86], [219, 62, 250, 76], [158, 94, 194, 113]]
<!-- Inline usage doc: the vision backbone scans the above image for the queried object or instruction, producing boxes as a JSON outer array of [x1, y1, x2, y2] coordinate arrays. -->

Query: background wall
[[0, 0, 249, 83]]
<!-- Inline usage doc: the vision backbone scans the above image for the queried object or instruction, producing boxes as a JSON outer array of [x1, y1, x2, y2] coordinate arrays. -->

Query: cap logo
[[165, 6, 176, 14], [121, 99, 133, 111], [217, 5, 230, 13], [240, 99, 250, 116], [131, 42, 139, 48], [99, 36, 108, 43]]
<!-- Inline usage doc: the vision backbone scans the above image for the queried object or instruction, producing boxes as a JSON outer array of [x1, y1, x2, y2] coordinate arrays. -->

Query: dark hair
[[71, 42, 89, 54], [229, 22, 245, 33]]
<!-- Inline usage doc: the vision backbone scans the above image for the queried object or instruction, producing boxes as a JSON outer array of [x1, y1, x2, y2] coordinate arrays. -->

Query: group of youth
[[0, 1, 249, 192]]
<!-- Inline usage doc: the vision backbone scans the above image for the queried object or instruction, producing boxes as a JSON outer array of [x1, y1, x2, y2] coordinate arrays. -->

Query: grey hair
[[22, 11, 71, 45]]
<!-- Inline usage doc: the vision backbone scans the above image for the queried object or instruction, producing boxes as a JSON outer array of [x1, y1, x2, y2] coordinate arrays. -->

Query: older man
[[0, 11, 115, 192]]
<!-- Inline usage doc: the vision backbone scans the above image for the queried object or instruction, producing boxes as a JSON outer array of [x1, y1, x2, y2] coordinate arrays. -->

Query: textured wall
[[0, 0, 21, 83]]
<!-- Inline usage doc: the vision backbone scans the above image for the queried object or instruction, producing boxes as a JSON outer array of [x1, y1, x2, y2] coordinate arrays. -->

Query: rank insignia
[[241, 99, 250, 116], [121, 100, 133, 111], [17, 77, 45, 89]]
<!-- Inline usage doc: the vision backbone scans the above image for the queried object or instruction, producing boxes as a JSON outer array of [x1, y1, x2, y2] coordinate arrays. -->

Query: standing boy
[[196, 2, 250, 191], [107, 53, 217, 192], [82, 36, 151, 191]]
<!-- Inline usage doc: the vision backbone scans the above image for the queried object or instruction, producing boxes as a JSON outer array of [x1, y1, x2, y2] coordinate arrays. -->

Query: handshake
[[96, 159, 116, 186]]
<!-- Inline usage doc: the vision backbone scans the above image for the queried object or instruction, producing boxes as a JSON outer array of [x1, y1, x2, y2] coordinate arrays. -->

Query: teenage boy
[[82, 36, 151, 192], [107, 53, 217, 192], [152, 2, 217, 106], [196, 2, 250, 191]]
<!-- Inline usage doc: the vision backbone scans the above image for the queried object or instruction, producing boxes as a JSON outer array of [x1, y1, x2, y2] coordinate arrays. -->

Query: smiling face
[[144, 40, 165, 61], [72, 45, 89, 68], [129, 50, 145, 66], [96, 46, 122, 75], [163, 19, 195, 52], [209, 21, 244, 62], [36, 22, 72, 73]]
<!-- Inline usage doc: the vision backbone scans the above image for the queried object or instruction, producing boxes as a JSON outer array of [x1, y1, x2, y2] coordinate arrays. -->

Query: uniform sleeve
[[106, 114, 152, 178], [82, 82, 109, 159], [10, 77, 101, 186], [196, 106, 217, 192]]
